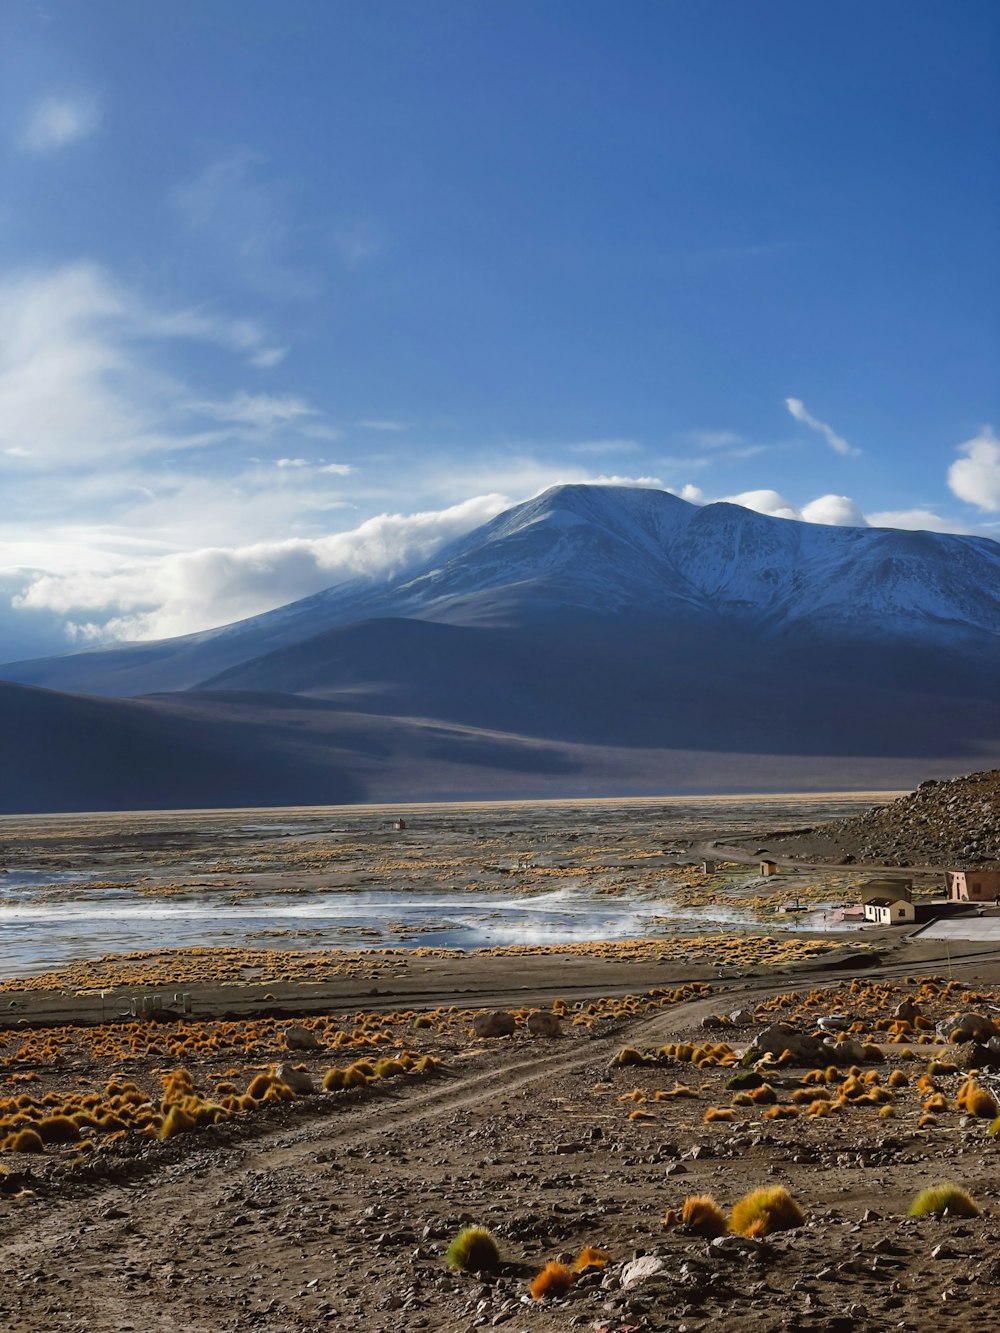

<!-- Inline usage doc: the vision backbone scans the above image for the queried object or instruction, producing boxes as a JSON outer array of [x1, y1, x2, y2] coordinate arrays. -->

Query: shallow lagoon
[[0, 793, 887, 974], [0, 877, 846, 975]]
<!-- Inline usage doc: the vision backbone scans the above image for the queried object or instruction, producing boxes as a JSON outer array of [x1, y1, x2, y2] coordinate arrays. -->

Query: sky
[[1, 0, 998, 659]]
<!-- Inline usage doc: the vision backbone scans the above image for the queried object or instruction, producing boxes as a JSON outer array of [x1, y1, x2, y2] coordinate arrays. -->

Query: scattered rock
[[275, 1062, 315, 1095], [526, 1011, 561, 1037], [472, 1011, 517, 1038], [282, 1025, 322, 1052], [619, 1256, 667, 1289]]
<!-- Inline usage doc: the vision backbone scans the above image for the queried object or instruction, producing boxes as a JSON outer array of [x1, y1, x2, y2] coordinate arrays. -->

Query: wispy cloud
[[195, 391, 317, 429], [565, 438, 642, 456], [18, 93, 100, 154], [686, 429, 744, 449], [0, 264, 307, 466], [867, 508, 975, 535], [172, 149, 319, 299], [784, 398, 859, 456], [947, 426, 1000, 512], [359, 419, 409, 432]]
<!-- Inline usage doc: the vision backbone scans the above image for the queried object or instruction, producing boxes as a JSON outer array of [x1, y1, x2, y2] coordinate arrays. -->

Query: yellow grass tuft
[[908, 1184, 979, 1218], [730, 1186, 805, 1237], [681, 1194, 728, 1238], [444, 1225, 501, 1273], [159, 1105, 197, 1139], [704, 1106, 734, 1123]]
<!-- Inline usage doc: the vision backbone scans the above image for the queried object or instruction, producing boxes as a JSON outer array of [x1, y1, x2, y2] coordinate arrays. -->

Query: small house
[[864, 897, 916, 926], [759, 859, 778, 877], [946, 870, 1000, 903], [859, 878, 913, 905]]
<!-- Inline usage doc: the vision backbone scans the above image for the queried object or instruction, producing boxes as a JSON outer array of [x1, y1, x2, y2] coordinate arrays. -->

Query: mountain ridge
[[3, 484, 999, 698]]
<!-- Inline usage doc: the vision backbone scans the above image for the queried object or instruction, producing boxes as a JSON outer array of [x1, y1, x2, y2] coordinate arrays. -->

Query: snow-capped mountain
[[3, 485, 999, 812], [4, 484, 999, 699]]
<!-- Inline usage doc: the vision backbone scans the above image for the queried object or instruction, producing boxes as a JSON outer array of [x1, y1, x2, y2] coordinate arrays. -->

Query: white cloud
[[15, 494, 510, 640], [359, 419, 408, 432], [866, 508, 974, 535], [947, 427, 1000, 511], [18, 94, 100, 153], [172, 149, 318, 299], [319, 463, 355, 476], [275, 457, 309, 469], [195, 391, 317, 429], [799, 494, 868, 526], [686, 430, 744, 449], [249, 346, 289, 368], [784, 397, 859, 456], [676, 484, 704, 504], [0, 264, 310, 466], [722, 488, 801, 521], [565, 438, 642, 456]]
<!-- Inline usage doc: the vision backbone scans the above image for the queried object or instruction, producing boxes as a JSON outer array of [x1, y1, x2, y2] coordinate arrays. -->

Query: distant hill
[[2, 484, 999, 812]]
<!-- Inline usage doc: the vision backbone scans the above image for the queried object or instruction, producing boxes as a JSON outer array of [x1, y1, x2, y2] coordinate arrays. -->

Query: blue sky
[[1, 0, 998, 657]]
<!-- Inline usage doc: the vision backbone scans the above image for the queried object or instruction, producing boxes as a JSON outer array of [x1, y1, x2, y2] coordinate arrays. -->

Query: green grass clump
[[908, 1184, 979, 1218], [445, 1225, 501, 1273], [730, 1186, 805, 1237], [726, 1070, 764, 1090]]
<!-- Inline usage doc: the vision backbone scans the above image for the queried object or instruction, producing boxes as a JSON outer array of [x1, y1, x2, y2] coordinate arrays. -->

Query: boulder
[[472, 1010, 517, 1038], [729, 1008, 755, 1026], [749, 1023, 828, 1066], [526, 1010, 561, 1037], [620, 1255, 667, 1289], [893, 997, 919, 1023], [825, 1037, 883, 1066], [938, 1012, 997, 1044], [282, 1024, 322, 1052], [275, 1062, 315, 1095]]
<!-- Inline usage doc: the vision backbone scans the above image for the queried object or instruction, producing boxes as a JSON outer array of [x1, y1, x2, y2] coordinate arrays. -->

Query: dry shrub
[[959, 1081, 999, 1119], [762, 1105, 798, 1120], [704, 1107, 734, 1123], [748, 1084, 777, 1105], [908, 1184, 979, 1218], [629, 1109, 655, 1122], [159, 1105, 197, 1139], [530, 1261, 574, 1300], [6, 1128, 44, 1154], [37, 1115, 80, 1144], [573, 1247, 611, 1271], [730, 1186, 805, 1237], [618, 1089, 645, 1103], [806, 1099, 835, 1117], [681, 1194, 728, 1238]]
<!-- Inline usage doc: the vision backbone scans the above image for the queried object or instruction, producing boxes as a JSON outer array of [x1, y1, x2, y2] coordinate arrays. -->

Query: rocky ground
[[757, 769, 1000, 868], [2, 956, 1000, 1332]]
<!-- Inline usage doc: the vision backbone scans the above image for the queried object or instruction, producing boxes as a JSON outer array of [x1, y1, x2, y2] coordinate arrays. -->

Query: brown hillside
[[766, 769, 1000, 867]]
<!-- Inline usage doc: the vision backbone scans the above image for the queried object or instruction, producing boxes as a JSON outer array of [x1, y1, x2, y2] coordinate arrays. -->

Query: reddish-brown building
[[946, 870, 1000, 902]]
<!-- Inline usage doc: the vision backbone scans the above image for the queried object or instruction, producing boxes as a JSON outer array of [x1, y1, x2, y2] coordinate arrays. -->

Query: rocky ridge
[[766, 769, 1000, 867]]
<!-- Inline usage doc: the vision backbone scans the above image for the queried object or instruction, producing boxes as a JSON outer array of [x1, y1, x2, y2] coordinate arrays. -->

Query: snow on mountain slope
[[2, 483, 999, 699]]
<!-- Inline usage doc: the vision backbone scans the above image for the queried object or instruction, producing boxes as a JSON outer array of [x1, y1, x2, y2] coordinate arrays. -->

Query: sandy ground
[[2, 796, 998, 1331]]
